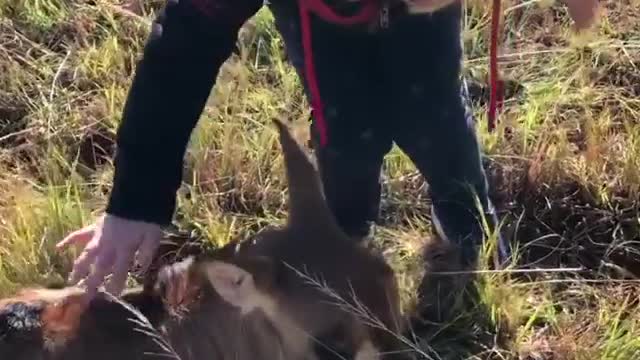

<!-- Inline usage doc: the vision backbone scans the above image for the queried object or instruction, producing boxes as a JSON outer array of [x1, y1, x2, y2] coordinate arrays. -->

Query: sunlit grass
[[1, 0, 639, 358]]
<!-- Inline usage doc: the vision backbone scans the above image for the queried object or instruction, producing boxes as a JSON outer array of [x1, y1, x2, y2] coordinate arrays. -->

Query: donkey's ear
[[203, 261, 259, 314]]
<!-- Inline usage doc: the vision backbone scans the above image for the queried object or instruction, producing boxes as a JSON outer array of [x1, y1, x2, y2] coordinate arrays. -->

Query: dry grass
[[1, 0, 640, 358]]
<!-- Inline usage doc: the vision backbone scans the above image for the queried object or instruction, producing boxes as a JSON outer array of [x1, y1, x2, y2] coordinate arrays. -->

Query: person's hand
[[56, 214, 163, 299], [561, 0, 601, 31]]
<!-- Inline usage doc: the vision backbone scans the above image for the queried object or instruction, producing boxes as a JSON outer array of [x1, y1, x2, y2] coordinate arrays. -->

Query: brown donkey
[[0, 119, 413, 360], [166, 119, 413, 359]]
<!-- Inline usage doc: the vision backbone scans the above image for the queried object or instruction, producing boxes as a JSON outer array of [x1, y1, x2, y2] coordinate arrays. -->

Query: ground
[[1, 0, 640, 359]]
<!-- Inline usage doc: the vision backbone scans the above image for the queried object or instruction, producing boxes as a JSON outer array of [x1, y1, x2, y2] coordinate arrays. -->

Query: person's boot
[[413, 231, 475, 327], [430, 200, 511, 271]]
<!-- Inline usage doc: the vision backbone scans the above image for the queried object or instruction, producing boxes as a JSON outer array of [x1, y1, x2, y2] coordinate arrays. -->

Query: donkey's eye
[[235, 275, 244, 286]]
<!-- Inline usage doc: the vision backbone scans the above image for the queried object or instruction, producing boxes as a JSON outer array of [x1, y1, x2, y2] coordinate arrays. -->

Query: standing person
[[57, 0, 599, 300]]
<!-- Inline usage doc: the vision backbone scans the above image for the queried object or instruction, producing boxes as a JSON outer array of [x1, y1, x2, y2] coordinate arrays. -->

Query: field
[[1, 0, 640, 358]]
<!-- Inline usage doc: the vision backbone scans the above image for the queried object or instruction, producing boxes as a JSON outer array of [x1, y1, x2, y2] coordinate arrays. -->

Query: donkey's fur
[[0, 119, 411, 360]]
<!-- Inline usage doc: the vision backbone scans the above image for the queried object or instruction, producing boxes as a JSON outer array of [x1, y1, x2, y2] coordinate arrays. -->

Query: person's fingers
[[76, 278, 86, 289], [136, 233, 161, 274], [83, 250, 116, 300], [68, 241, 102, 285], [56, 225, 96, 250], [105, 247, 136, 296]]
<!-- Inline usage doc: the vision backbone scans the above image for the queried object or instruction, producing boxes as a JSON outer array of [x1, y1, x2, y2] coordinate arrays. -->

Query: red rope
[[488, 0, 502, 132], [298, 0, 503, 142], [298, 0, 379, 147]]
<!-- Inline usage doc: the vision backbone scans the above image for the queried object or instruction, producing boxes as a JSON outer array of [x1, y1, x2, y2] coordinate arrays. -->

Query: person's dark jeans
[[270, 2, 509, 268]]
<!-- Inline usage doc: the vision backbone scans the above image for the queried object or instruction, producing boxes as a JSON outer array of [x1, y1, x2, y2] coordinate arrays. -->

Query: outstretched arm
[[107, 0, 263, 225], [57, 0, 263, 300]]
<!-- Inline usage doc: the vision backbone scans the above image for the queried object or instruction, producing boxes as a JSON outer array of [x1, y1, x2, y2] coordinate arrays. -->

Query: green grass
[[2, 0, 640, 358]]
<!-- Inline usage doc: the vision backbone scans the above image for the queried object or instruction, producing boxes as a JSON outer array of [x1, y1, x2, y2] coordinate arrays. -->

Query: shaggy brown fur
[[179, 119, 412, 359], [0, 273, 295, 360]]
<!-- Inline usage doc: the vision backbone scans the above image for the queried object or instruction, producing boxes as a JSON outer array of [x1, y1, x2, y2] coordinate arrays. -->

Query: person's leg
[[380, 3, 509, 268], [269, 3, 392, 241]]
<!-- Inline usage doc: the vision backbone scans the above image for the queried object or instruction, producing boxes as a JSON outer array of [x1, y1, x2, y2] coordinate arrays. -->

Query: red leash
[[488, 0, 502, 132], [298, 0, 503, 146], [298, 0, 379, 147]]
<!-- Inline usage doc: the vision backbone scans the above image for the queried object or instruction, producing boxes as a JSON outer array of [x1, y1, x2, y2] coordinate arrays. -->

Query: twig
[[102, 292, 182, 360], [49, 49, 72, 102], [0, 128, 31, 143], [107, 3, 151, 25], [282, 262, 442, 360], [513, 279, 640, 287], [429, 267, 585, 276]]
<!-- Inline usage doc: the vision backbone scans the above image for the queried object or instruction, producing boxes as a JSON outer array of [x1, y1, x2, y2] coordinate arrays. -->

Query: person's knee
[[311, 129, 391, 238]]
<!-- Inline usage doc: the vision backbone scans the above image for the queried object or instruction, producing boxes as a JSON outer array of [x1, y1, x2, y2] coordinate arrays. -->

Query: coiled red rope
[[298, 0, 502, 147]]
